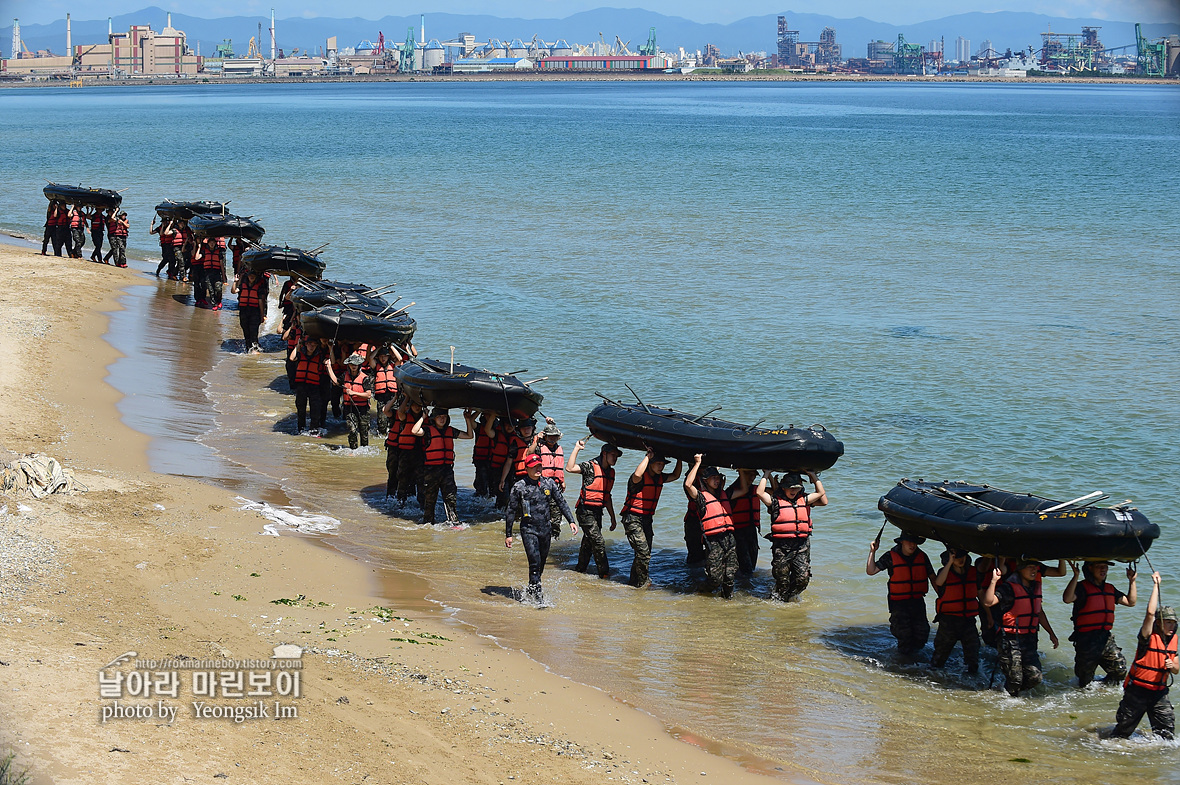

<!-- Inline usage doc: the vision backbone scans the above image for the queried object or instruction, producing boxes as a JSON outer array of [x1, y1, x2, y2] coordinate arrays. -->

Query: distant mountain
[[5, 6, 1176, 61]]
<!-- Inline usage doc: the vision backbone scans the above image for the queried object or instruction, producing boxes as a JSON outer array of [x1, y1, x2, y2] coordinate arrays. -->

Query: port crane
[[246, 36, 261, 58]]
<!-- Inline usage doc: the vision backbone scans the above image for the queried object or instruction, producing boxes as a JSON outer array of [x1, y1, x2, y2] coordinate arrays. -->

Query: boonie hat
[[1017, 559, 1044, 570], [1160, 606, 1178, 623], [781, 473, 804, 488], [430, 407, 449, 418], [376, 344, 391, 355], [542, 424, 562, 438], [701, 466, 723, 479], [895, 531, 926, 545], [600, 443, 623, 456], [524, 454, 542, 468], [344, 353, 365, 366]]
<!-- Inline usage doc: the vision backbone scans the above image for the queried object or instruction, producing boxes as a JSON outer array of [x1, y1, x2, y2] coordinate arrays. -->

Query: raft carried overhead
[[43, 183, 122, 209], [290, 283, 388, 313], [154, 200, 228, 220], [585, 397, 844, 472], [299, 305, 416, 345], [394, 359, 543, 419], [187, 213, 265, 242], [242, 245, 326, 280], [877, 479, 1159, 562]]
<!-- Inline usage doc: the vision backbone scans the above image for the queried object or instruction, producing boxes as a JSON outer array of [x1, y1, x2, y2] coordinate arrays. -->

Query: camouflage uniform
[[931, 615, 980, 673], [1072, 630, 1127, 686], [506, 475, 574, 598], [621, 512, 654, 587], [770, 538, 811, 601], [703, 531, 738, 598]]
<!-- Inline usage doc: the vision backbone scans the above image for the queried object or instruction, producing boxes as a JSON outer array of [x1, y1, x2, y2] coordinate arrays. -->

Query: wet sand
[[0, 243, 771, 785]]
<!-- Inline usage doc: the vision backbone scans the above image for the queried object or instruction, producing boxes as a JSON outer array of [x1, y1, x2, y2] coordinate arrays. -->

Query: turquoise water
[[2, 81, 1180, 784]]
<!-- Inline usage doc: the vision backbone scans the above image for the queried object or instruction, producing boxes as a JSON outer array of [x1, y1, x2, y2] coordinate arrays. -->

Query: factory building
[[538, 55, 667, 70], [452, 57, 532, 72], [2, 15, 198, 77]]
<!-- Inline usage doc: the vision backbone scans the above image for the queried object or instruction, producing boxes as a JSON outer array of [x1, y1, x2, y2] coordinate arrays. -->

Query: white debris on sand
[[235, 497, 340, 536], [1, 453, 87, 498]]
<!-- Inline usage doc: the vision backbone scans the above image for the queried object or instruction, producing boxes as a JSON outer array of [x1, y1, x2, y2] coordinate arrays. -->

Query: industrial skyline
[[4, 0, 1178, 27]]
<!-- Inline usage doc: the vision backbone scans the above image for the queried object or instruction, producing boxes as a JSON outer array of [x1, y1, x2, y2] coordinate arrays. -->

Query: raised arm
[[631, 449, 652, 484], [565, 439, 586, 474], [755, 476, 773, 508], [455, 410, 477, 440], [1062, 561, 1080, 604], [683, 454, 703, 500], [1122, 565, 1138, 607], [1141, 572, 1162, 640], [663, 458, 683, 483], [409, 412, 428, 437], [981, 567, 1002, 607], [805, 470, 828, 507]]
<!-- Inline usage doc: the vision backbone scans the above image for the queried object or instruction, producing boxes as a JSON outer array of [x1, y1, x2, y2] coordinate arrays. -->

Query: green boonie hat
[[1160, 606, 1178, 623]]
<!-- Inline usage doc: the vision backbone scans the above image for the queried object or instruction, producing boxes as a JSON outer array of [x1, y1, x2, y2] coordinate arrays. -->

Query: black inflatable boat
[[585, 397, 844, 472], [394, 359, 543, 419], [299, 306, 416, 345], [877, 479, 1158, 562], [155, 200, 227, 220], [43, 183, 122, 209], [187, 214, 265, 242], [290, 283, 388, 313], [242, 245, 325, 280]]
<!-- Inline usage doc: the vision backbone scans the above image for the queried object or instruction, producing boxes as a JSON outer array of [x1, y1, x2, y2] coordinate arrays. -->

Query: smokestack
[[12, 19, 19, 60], [66, 13, 71, 57], [270, 8, 275, 60], [108, 17, 112, 37], [420, 14, 425, 45]]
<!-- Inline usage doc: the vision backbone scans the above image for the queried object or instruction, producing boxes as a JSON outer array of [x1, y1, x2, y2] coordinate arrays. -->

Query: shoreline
[[2, 72, 1175, 88], [0, 242, 778, 784]]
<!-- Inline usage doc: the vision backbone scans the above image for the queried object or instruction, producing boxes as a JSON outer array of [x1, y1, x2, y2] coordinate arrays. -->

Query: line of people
[[41, 200, 128, 267], [868, 532, 1177, 738], [150, 214, 248, 310]]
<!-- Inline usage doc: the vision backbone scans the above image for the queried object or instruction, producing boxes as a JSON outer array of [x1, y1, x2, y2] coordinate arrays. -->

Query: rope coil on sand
[[1, 454, 87, 498]]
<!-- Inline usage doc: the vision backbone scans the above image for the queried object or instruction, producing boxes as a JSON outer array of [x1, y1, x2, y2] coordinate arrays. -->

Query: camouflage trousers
[[421, 464, 458, 525], [931, 614, 980, 673], [621, 512, 654, 587], [770, 537, 811, 601], [575, 505, 609, 577], [344, 404, 370, 449], [703, 531, 737, 598], [887, 598, 930, 656], [1071, 629, 1127, 687], [732, 526, 759, 575], [998, 632, 1043, 696], [396, 448, 424, 507], [1113, 684, 1175, 739]]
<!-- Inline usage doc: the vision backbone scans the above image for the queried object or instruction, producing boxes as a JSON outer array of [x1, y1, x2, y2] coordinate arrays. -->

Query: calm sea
[[2, 80, 1179, 784]]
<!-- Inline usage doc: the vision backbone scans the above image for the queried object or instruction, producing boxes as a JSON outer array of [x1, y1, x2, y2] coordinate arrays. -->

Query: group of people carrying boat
[[46, 182, 1175, 742]]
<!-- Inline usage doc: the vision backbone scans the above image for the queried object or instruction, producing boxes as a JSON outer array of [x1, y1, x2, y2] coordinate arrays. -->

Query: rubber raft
[[187, 213, 265, 242], [291, 282, 387, 312], [155, 200, 227, 220], [299, 306, 416, 345], [877, 479, 1158, 562], [394, 359, 543, 419], [585, 399, 844, 472], [43, 183, 122, 209], [242, 245, 325, 280]]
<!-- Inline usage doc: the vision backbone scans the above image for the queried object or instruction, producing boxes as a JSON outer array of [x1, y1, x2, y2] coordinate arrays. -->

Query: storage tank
[[550, 39, 573, 57], [489, 39, 507, 58], [412, 46, 423, 72], [509, 38, 528, 58], [422, 39, 444, 71]]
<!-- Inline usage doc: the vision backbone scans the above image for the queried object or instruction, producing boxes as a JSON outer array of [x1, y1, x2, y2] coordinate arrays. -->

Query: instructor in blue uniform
[[506, 454, 578, 602]]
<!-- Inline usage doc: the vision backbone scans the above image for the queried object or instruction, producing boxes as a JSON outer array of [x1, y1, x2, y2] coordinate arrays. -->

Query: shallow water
[[2, 81, 1180, 783]]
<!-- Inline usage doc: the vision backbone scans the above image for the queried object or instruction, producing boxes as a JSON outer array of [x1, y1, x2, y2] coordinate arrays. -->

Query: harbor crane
[[399, 26, 415, 72]]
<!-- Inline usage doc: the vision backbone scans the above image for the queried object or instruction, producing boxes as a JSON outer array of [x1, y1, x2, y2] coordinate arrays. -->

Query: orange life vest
[[887, 548, 931, 602], [1126, 631, 1179, 691], [423, 425, 455, 467], [293, 348, 322, 386], [729, 488, 760, 531], [472, 421, 493, 462], [1001, 575, 1043, 635], [237, 277, 264, 309], [342, 370, 369, 406], [698, 488, 734, 536], [396, 417, 421, 451], [372, 364, 397, 396], [1073, 580, 1118, 633], [69, 210, 84, 228], [490, 425, 510, 467], [769, 493, 811, 539], [577, 460, 615, 509], [91, 214, 105, 231], [538, 444, 564, 484], [622, 470, 664, 517], [509, 434, 532, 478], [935, 566, 980, 618]]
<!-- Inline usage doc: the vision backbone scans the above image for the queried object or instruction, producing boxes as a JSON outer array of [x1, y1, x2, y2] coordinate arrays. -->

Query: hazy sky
[[5, 0, 1177, 26]]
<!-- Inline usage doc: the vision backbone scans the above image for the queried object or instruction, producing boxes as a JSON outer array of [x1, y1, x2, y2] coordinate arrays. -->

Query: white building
[[955, 36, 970, 63]]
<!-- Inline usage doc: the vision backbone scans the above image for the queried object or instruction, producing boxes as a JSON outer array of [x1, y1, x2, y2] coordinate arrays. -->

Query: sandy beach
[[0, 242, 772, 785]]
